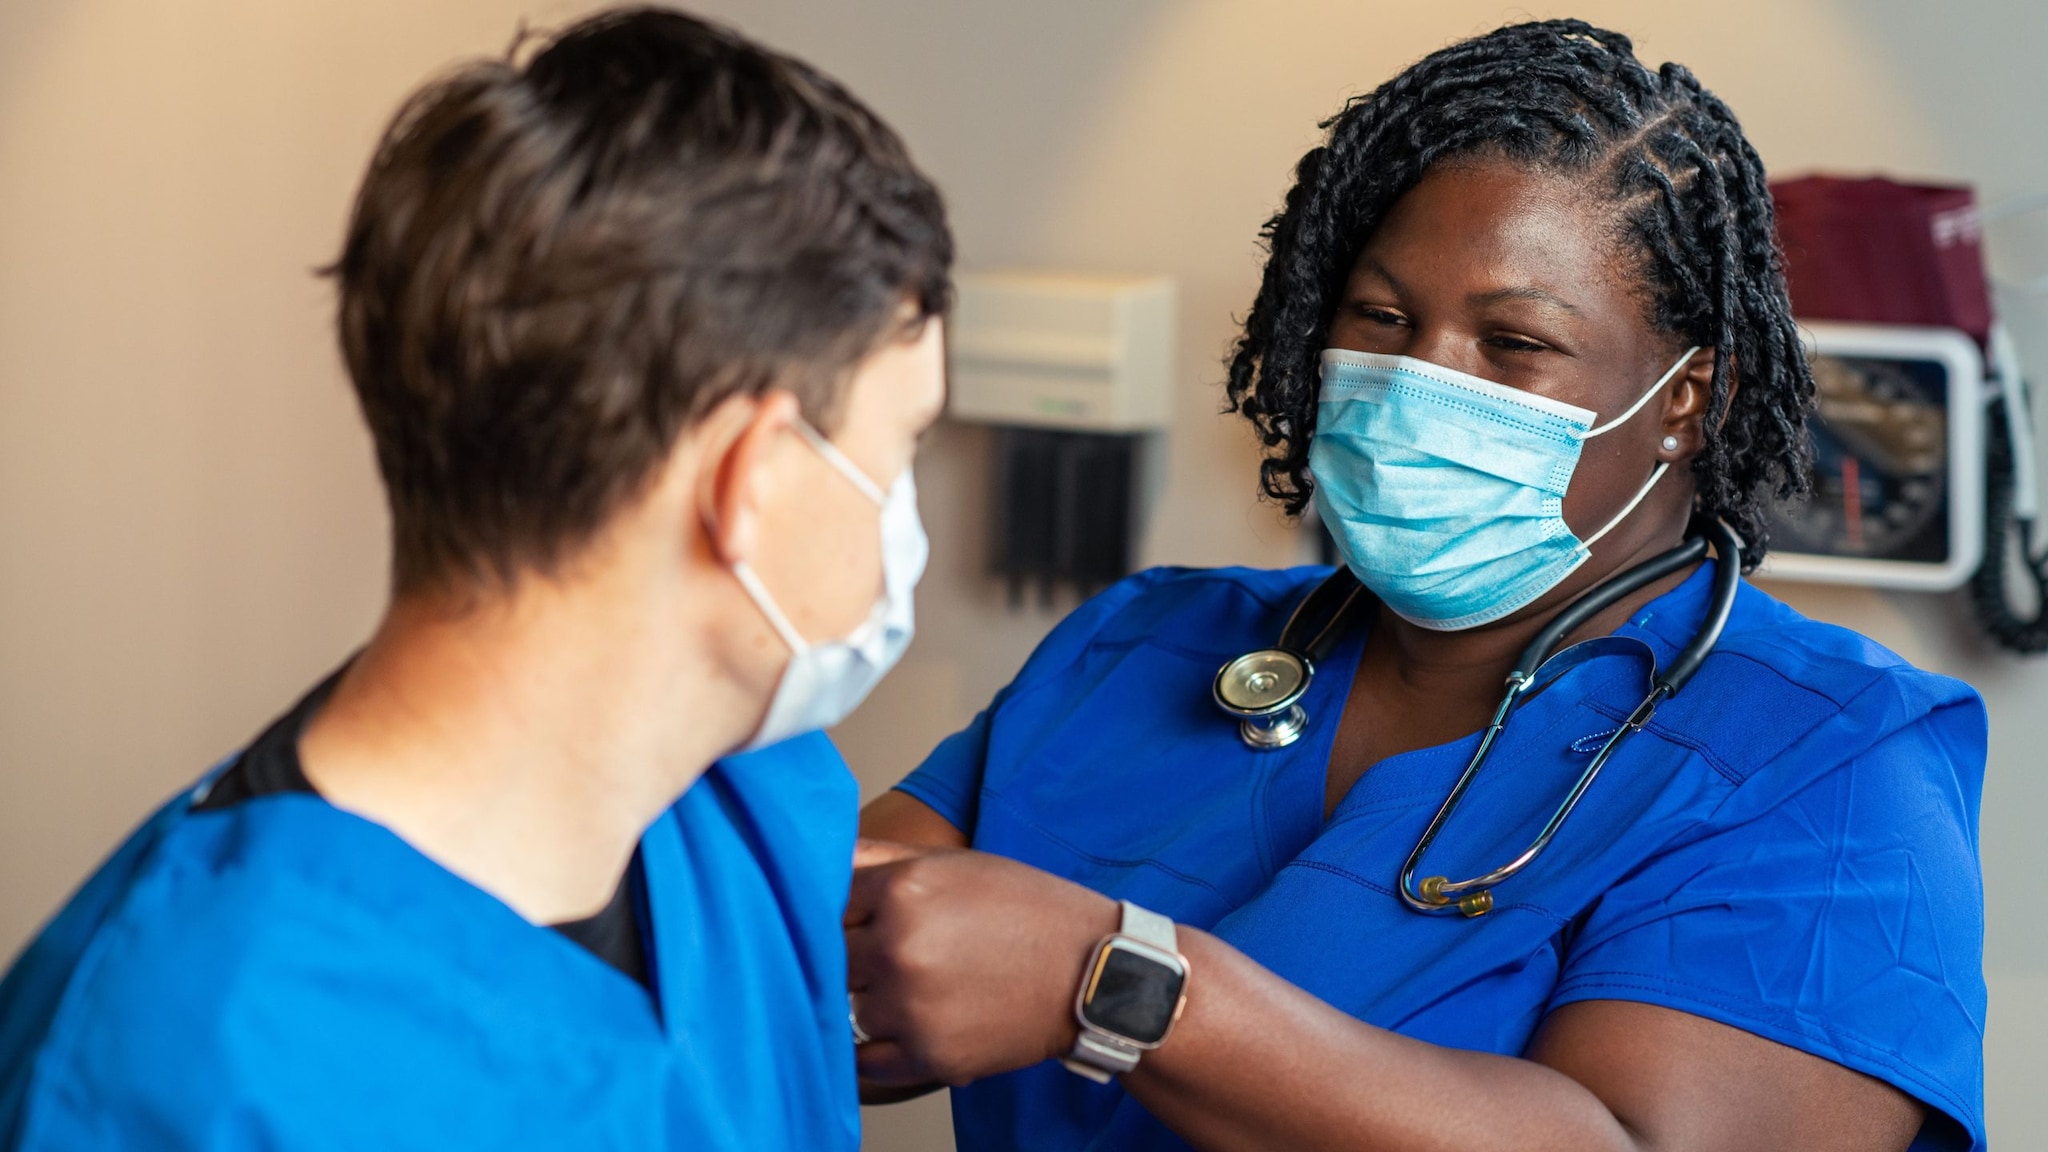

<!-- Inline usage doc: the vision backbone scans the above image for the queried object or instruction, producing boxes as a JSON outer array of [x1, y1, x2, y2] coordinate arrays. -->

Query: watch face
[[1081, 940, 1186, 1045]]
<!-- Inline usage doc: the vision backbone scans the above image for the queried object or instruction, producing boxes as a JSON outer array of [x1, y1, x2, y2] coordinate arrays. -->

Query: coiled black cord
[[1969, 389, 2048, 653]]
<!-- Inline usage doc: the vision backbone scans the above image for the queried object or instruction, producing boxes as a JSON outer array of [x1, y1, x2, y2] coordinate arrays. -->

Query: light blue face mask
[[731, 421, 928, 750], [1308, 346, 1697, 631]]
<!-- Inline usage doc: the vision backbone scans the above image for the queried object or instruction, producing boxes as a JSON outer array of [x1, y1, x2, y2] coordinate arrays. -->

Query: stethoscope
[[1212, 517, 1743, 918]]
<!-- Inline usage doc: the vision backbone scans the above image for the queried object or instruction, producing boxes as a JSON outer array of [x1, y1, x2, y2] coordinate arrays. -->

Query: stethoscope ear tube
[[1507, 532, 1708, 690], [1397, 519, 1743, 917], [1657, 517, 1743, 694]]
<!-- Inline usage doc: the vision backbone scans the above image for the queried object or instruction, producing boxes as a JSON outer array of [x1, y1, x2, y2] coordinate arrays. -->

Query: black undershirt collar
[[193, 671, 650, 990]]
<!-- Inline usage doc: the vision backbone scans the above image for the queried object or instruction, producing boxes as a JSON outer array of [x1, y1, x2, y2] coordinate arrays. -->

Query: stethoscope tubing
[[1396, 686, 1664, 915], [1397, 518, 1744, 916], [1215, 518, 1746, 918]]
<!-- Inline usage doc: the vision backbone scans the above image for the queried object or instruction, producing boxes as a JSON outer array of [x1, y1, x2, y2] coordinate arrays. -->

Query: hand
[[846, 839, 1118, 1087]]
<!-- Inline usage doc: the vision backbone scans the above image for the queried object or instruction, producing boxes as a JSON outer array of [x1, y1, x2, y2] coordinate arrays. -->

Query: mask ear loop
[[699, 442, 810, 656], [732, 560, 810, 655], [1577, 347, 1701, 440], [1582, 462, 1671, 548], [1575, 346, 1698, 548], [728, 417, 892, 656], [791, 420, 888, 507]]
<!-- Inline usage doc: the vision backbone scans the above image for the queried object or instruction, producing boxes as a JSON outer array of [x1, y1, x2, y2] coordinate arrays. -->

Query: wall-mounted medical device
[[950, 273, 1175, 430], [948, 272, 1178, 603], [1760, 174, 2048, 653], [1759, 322, 1986, 590]]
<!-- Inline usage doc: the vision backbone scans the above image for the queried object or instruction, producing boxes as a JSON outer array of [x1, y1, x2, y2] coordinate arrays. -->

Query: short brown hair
[[330, 7, 952, 593]]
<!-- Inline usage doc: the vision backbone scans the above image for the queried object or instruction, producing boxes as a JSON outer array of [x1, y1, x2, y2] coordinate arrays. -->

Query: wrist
[[1060, 900, 1191, 1082], [1045, 894, 1122, 1061]]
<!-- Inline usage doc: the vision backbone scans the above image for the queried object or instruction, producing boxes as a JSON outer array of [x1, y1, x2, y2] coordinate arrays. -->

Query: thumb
[[854, 837, 928, 870]]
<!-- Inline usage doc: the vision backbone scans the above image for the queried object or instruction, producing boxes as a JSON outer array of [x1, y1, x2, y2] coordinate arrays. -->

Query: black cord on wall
[[1969, 388, 2048, 653], [990, 428, 1141, 607]]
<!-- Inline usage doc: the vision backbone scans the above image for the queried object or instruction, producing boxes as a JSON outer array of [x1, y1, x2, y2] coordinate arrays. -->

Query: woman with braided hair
[[853, 21, 1985, 1152]]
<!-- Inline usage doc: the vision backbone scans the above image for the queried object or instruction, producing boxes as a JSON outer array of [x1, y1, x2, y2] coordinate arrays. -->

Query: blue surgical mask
[[1308, 346, 1696, 631], [732, 422, 928, 750]]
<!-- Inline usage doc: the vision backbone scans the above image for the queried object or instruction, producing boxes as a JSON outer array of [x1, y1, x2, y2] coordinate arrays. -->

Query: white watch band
[[1117, 901, 1177, 952], [1062, 901, 1182, 1083]]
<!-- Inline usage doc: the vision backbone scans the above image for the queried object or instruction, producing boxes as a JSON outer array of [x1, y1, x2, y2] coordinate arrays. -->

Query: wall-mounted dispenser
[[950, 272, 1175, 430], [948, 272, 1177, 604]]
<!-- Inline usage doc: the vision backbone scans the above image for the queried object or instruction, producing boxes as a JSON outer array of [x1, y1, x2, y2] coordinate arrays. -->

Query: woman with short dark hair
[[855, 21, 1985, 1152]]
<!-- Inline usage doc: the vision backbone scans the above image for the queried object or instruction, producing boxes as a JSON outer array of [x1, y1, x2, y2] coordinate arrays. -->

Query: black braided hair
[[1227, 20, 1810, 567]]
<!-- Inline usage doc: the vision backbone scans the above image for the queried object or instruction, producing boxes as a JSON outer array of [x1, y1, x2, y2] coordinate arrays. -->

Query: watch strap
[[1062, 1033, 1140, 1083], [1062, 901, 1180, 1083], [1117, 899, 1177, 952]]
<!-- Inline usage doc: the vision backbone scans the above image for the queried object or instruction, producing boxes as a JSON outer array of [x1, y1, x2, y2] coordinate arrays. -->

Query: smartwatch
[[1061, 901, 1189, 1083]]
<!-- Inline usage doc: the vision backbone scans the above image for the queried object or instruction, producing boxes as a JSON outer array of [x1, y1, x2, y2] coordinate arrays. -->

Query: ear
[[1658, 346, 1722, 461], [698, 390, 804, 567]]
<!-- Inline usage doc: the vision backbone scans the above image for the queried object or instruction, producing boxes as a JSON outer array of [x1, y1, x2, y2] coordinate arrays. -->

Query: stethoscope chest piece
[[1213, 649, 1313, 750]]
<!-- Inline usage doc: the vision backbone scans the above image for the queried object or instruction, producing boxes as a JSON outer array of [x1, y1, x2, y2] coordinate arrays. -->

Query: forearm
[[1124, 929, 1641, 1152], [850, 850, 1921, 1151]]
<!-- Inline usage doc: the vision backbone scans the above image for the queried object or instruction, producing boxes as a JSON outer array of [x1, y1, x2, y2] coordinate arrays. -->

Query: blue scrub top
[[899, 564, 1988, 1152], [0, 732, 862, 1151]]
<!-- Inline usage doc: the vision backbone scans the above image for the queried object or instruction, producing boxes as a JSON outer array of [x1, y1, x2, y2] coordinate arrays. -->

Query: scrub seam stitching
[[1581, 698, 1744, 786], [1584, 644, 1884, 788], [983, 788, 1227, 896]]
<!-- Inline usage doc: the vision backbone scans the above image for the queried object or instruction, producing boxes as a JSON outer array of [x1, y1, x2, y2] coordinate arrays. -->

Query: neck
[[1365, 522, 1699, 723], [299, 568, 755, 925]]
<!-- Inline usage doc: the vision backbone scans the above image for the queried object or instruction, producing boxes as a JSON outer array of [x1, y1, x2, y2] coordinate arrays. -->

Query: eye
[[1484, 333, 1550, 354], [1353, 304, 1409, 328]]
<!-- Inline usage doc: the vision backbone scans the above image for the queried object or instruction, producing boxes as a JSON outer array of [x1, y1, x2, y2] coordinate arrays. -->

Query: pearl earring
[[1660, 435, 1680, 453]]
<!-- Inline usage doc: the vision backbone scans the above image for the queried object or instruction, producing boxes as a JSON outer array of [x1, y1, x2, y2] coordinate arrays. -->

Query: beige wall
[[3, 1, 2044, 1148]]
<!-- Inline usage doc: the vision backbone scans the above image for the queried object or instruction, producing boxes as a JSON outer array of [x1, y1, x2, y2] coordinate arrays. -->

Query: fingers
[[844, 921, 888, 995], [848, 986, 901, 1042], [853, 1038, 928, 1086], [848, 967, 927, 1083], [845, 853, 904, 927], [846, 839, 957, 926], [850, 985, 960, 1088]]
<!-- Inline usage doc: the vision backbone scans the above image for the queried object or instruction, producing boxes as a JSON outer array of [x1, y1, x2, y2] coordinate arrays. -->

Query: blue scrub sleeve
[[894, 706, 991, 834], [0, 793, 193, 1146], [893, 570, 1179, 836], [1549, 691, 1987, 1149]]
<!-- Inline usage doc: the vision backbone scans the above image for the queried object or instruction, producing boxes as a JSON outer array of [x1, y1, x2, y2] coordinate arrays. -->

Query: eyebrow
[[1353, 256, 1405, 296], [1468, 284, 1583, 315], [1352, 258, 1584, 317]]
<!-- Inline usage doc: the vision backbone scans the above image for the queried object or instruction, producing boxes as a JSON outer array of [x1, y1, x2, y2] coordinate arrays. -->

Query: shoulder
[[721, 729, 847, 776], [1567, 585, 1987, 1145], [694, 731, 860, 918], [1719, 582, 1977, 709], [3, 802, 419, 1146], [7, 795, 503, 1131], [1641, 580, 1985, 792], [38, 803, 425, 1031], [708, 730, 856, 827]]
